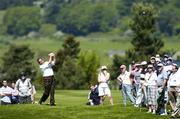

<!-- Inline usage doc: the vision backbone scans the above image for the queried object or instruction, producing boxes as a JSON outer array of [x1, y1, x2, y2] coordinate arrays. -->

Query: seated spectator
[[87, 85, 100, 106], [15, 72, 32, 104], [11, 82, 19, 104], [0, 80, 13, 105]]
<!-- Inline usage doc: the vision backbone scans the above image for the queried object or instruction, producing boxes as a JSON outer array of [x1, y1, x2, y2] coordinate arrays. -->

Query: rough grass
[[0, 36, 179, 65], [0, 90, 170, 119]]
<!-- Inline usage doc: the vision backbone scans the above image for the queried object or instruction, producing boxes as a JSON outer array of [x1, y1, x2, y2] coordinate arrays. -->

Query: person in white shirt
[[145, 64, 158, 114], [170, 64, 180, 117], [168, 63, 180, 112], [16, 72, 32, 104], [37, 52, 56, 106], [0, 80, 13, 105], [11, 82, 19, 104], [117, 65, 135, 106], [98, 66, 113, 105]]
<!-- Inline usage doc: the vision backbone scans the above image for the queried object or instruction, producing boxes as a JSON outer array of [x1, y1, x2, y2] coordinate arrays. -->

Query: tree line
[[0, 0, 180, 36]]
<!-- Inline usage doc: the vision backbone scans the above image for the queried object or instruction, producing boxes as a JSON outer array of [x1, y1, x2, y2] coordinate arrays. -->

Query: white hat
[[150, 56, 155, 60], [101, 66, 107, 70], [141, 61, 147, 65]]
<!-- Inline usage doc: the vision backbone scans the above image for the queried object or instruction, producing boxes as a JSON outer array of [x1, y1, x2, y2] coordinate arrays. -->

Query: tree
[[55, 36, 100, 89], [44, 0, 66, 24], [0, 45, 36, 82], [0, 0, 35, 10], [3, 6, 42, 36], [55, 36, 83, 89], [45, 0, 119, 35], [55, 57, 86, 89], [55, 35, 80, 70], [158, 10, 179, 36], [78, 51, 100, 86], [127, 3, 164, 61]]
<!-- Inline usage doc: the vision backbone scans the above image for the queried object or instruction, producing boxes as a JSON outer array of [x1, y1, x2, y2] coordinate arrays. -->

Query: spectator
[[162, 54, 169, 66], [139, 61, 148, 106], [168, 63, 179, 111], [131, 63, 141, 99], [156, 63, 168, 115], [11, 82, 19, 104], [117, 65, 135, 106], [0, 80, 13, 105], [87, 85, 100, 106], [16, 72, 32, 104], [135, 74, 146, 107], [145, 64, 158, 114], [98, 66, 113, 105], [149, 56, 159, 72]]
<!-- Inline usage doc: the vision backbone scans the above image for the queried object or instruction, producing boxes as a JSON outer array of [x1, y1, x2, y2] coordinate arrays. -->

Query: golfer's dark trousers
[[40, 76, 55, 105]]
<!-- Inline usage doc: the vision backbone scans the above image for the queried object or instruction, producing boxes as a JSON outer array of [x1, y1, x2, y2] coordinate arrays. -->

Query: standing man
[[16, 72, 32, 104], [117, 65, 135, 106], [37, 52, 56, 106], [156, 63, 168, 115]]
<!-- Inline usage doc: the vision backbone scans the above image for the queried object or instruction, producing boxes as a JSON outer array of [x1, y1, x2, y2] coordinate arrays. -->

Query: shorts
[[98, 86, 111, 97]]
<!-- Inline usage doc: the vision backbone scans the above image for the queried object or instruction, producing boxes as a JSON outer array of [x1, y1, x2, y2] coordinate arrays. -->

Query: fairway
[[0, 90, 170, 119]]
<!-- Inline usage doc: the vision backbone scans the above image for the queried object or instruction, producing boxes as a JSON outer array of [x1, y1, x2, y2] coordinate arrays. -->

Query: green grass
[[0, 36, 179, 65], [0, 90, 170, 119]]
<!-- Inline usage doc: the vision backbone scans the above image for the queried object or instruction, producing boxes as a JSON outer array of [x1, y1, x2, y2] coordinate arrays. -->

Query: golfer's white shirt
[[40, 61, 55, 77], [0, 86, 13, 103]]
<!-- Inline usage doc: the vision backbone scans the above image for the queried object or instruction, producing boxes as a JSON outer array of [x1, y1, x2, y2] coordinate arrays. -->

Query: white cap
[[141, 61, 147, 65]]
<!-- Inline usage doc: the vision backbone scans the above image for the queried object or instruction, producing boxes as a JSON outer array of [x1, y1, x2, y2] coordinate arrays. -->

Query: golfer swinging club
[[37, 52, 56, 106]]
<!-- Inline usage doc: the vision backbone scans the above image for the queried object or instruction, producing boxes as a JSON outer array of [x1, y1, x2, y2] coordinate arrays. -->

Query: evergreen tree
[[55, 57, 86, 89], [0, 45, 36, 82], [55, 36, 84, 89], [55, 35, 80, 71], [62, 35, 80, 59], [78, 51, 100, 86], [127, 3, 164, 61]]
